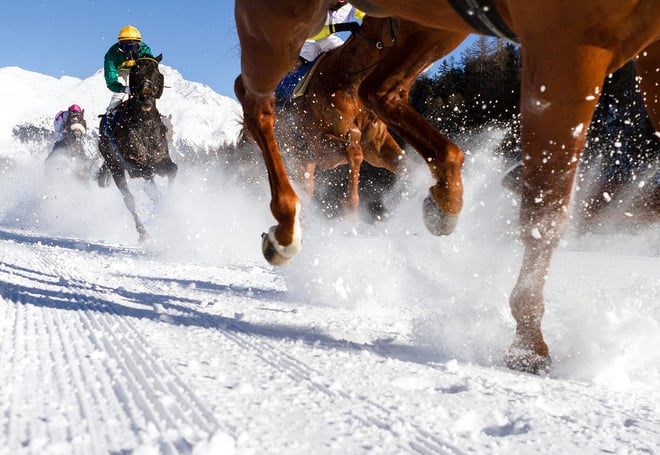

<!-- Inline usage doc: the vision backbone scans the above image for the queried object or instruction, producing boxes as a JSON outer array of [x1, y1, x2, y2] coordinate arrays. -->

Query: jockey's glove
[[124, 86, 131, 94]]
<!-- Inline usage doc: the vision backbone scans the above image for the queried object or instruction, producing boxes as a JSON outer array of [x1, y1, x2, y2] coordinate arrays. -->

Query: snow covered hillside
[[0, 65, 243, 151], [0, 66, 659, 454]]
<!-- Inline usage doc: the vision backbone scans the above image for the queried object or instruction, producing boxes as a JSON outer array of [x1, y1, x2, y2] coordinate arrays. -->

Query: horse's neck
[[126, 101, 160, 123]]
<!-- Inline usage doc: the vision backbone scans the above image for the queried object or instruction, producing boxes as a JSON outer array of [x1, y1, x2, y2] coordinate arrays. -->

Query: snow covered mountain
[[0, 65, 243, 151], [0, 66, 659, 454]]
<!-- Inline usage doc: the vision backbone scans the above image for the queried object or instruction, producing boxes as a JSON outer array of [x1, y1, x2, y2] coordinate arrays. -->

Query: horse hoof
[[423, 195, 458, 236], [261, 227, 301, 266], [504, 346, 552, 375]]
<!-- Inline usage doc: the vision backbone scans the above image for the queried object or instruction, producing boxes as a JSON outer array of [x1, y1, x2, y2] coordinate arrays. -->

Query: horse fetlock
[[423, 195, 459, 236]]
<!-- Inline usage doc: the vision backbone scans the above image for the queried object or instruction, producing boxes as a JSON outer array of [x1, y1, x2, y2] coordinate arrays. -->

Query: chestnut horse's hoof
[[423, 195, 459, 236], [261, 227, 301, 266], [504, 345, 552, 375]]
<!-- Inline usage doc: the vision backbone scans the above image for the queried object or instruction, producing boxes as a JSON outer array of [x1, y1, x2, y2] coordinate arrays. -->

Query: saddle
[[275, 53, 327, 107]]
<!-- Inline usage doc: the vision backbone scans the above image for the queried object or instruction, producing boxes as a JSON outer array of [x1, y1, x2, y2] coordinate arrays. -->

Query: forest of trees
[[408, 36, 659, 181], [410, 36, 521, 138]]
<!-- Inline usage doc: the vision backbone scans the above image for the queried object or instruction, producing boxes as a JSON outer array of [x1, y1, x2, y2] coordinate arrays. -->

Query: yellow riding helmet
[[118, 25, 141, 42]]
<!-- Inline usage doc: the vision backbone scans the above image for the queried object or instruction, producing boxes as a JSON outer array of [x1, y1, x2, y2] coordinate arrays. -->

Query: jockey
[[53, 104, 86, 143], [275, 1, 364, 106], [299, 1, 365, 64], [104, 25, 154, 114]]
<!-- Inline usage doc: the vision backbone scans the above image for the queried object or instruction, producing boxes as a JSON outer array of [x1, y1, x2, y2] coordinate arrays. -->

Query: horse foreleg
[[113, 171, 149, 241], [359, 29, 467, 235], [235, 76, 301, 265], [288, 155, 316, 205], [505, 45, 611, 374], [234, 0, 334, 265], [144, 178, 160, 205], [321, 127, 364, 221], [166, 160, 178, 187]]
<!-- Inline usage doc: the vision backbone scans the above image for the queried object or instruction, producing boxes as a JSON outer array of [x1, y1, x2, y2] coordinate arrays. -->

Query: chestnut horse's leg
[[358, 27, 468, 235], [635, 40, 660, 132], [235, 77, 302, 265], [292, 160, 317, 205], [360, 126, 409, 176], [505, 44, 613, 373], [321, 127, 364, 219], [234, 0, 330, 265]]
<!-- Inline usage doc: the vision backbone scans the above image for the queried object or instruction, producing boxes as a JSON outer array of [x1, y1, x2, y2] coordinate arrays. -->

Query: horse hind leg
[[505, 45, 612, 374], [144, 178, 160, 205], [343, 140, 364, 221]]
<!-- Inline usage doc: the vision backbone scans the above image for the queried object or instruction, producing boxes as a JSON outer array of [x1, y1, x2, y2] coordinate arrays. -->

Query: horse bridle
[[354, 17, 398, 50], [132, 57, 164, 99], [342, 17, 398, 78]]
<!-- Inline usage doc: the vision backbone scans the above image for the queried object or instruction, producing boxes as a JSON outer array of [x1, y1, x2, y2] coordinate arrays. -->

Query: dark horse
[[45, 109, 100, 182], [98, 54, 178, 241], [276, 16, 411, 220], [234, 0, 660, 373]]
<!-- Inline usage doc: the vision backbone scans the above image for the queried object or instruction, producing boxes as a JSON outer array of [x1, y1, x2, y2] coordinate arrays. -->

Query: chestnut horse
[[234, 0, 660, 373], [98, 55, 178, 241], [277, 16, 410, 219]]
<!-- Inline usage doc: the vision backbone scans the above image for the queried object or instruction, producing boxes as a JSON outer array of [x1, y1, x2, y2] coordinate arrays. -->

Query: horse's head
[[129, 54, 165, 111], [65, 110, 86, 138]]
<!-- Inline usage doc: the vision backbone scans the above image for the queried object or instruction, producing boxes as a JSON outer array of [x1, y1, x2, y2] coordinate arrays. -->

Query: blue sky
[[2, 2, 475, 101]]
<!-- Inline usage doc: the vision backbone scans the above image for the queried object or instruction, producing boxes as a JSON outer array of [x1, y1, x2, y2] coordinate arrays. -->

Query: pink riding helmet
[[68, 104, 82, 112]]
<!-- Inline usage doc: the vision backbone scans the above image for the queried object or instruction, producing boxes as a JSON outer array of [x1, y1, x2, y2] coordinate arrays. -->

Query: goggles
[[120, 40, 140, 53]]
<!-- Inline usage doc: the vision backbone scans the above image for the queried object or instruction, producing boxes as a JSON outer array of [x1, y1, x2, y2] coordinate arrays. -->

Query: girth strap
[[447, 0, 519, 43]]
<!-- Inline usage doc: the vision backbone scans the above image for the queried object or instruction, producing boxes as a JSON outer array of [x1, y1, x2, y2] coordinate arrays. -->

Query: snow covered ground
[[0, 68, 659, 454]]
